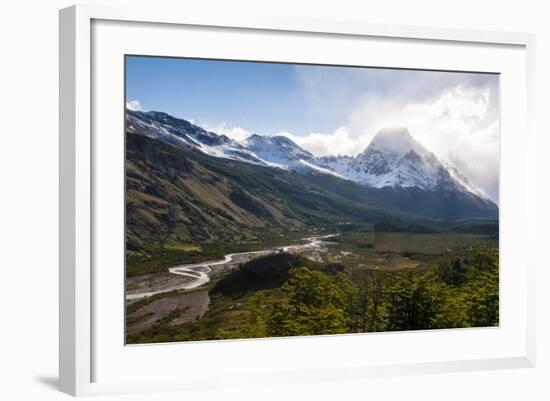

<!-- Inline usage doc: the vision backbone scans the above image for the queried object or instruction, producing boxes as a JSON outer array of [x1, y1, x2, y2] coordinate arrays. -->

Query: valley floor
[[125, 230, 499, 344]]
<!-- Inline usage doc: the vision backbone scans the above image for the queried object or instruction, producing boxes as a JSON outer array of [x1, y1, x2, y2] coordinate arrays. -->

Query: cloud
[[287, 68, 500, 202], [202, 122, 252, 142], [280, 127, 361, 157], [345, 82, 499, 202], [126, 99, 142, 111], [444, 120, 500, 202], [200, 68, 500, 203]]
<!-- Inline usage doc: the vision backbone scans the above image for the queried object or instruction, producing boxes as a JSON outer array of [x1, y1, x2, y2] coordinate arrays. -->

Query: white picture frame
[[59, 4, 536, 397]]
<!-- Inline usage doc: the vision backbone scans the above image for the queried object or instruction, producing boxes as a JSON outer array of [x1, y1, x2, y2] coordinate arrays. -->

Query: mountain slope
[[126, 110, 271, 166], [303, 173, 498, 221], [126, 133, 420, 251], [126, 110, 498, 223], [126, 109, 349, 177], [127, 110, 492, 194], [316, 128, 498, 219]]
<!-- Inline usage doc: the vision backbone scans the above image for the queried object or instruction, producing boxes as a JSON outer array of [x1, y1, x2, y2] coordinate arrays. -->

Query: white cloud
[[280, 127, 361, 157], [202, 122, 252, 142], [200, 70, 500, 203], [342, 83, 500, 202], [126, 99, 142, 111], [285, 73, 500, 203], [443, 120, 500, 203]]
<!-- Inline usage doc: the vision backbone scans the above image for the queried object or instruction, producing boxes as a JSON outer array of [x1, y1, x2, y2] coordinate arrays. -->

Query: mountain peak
[[244, 133, 314, 166], [246, 134, 302, 150], [373, 126, 412, 140], [367, 127, 428, 158]]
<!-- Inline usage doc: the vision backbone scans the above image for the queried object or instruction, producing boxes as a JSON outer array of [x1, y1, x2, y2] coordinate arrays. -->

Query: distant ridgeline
[[125, 109, 498, 250], [373, 221, 498, 235]]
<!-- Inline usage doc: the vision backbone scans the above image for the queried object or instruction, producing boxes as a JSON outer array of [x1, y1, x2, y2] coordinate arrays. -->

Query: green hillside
[[126, 133, 421, 252]]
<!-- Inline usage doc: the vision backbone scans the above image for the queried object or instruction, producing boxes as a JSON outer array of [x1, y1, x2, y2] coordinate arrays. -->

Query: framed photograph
[[59, 4, 536, 396]]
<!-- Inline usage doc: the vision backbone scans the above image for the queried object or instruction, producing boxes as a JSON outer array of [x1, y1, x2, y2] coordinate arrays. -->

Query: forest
[[127, 245, 498, 343]]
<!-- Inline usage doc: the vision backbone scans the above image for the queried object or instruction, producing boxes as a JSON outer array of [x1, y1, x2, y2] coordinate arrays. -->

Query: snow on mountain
[[127, 110, 269, 166], [319, 128, 444, 188], [244, 134, 315, 168], [297, 159, 348, 179], [319, 127, 491, 201], [126, 110, 329, 175], [126, 110, 490, 202], [444, 163, 489, 200]]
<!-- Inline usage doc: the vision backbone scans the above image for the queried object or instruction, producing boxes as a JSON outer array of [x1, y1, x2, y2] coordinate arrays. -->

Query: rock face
[[126, 109, 498, 221]]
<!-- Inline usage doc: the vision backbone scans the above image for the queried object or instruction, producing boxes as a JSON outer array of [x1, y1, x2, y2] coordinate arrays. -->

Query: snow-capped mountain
[[244, 134, 314, 168], [319, 127, 491, 201], [126, 110, 346, 178], [127, 110, 269, 166], [126, 109, 492, 204]]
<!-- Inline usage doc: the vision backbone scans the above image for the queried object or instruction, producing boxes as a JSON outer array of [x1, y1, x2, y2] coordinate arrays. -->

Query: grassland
[[324, 231, 497, 271], [126, 226, 332, 277]]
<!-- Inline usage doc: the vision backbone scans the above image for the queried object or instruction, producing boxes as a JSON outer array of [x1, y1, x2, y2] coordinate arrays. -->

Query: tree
[[242, 292, 267, 338], [346, 285, 369, 333], [346, 270, 385, 333], [367, 270, 385, 331], [266, 268, 349, 336], [439, 258, 467, 286], [386, 272, 439, 331], [467, 271, 499, 327], [468, 248, 498, 271], [335, 273, 365, 333]]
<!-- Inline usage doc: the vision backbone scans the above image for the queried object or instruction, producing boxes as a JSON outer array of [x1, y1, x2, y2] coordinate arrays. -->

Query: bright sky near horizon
[[126, 55, 500, 202]]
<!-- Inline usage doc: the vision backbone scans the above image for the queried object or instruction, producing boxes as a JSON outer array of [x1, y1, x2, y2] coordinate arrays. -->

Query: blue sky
[[125, 55, 500, 202], [127, 56, 328, 135]]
